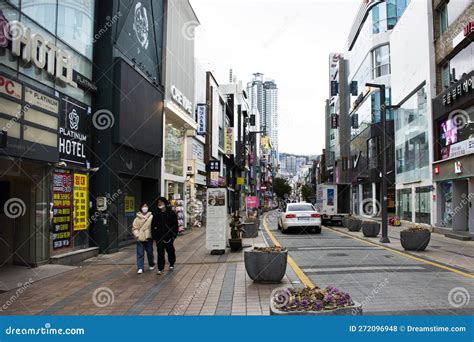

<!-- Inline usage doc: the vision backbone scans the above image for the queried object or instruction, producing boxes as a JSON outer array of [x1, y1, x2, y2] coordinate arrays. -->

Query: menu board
[[52, 170, 73, 249], [73, 173, 89, 231], [206, 188, 227, 252]]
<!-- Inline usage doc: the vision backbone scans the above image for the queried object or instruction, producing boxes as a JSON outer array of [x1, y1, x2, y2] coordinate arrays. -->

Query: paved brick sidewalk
[[0, 227, 293, 316], [329, 219, 474, 274]]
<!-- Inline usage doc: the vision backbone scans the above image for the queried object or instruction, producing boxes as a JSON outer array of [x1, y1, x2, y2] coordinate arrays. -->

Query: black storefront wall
[[433, 71, 474, 162]]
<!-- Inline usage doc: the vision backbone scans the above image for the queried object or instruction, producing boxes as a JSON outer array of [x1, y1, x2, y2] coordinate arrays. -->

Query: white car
[[277, 202, 322, 234]]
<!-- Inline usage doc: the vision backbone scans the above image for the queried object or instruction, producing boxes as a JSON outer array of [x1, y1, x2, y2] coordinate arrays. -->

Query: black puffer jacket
[[151, 208, 179, 242]]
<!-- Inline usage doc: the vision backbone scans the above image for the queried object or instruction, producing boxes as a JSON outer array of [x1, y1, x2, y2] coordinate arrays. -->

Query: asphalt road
[[263, 211, 474, 315]]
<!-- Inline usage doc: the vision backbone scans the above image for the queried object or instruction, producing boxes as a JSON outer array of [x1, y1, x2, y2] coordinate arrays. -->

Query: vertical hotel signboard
[[52, 169, 73, 249], [73, 173, 88, 230], [224, 127, 234, 155]]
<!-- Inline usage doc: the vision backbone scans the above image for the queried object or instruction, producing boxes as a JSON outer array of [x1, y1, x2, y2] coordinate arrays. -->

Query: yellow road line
[[262, 214, 315, 288], [326, 225, 474, 280]]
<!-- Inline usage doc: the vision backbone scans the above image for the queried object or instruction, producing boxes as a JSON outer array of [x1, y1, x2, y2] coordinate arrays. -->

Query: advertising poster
[[73, 173, 89, 231], [327, 188, 334, 206], [246, 196, 258, 218], [206, 188, 227, 252], [224, 127, 234, 155], [52, 170, 72, 249], [124, 196, 135, 217]]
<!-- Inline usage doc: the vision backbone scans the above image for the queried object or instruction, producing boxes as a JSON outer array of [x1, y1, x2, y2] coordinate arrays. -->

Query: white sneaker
[[169, 266, 175, 271], [157, 270, 163, 275], [137, 269, 143, 274], [149, 266, 156, 271]]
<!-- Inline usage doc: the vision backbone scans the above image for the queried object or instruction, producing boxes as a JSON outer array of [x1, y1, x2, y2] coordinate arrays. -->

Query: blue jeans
[[136, 240, 154, 270]]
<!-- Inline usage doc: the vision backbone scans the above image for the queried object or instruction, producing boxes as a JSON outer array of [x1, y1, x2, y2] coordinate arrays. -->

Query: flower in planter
[[406, 223, 430, 232], [253, 246, 287, 252], [272, 286, 354, 312]]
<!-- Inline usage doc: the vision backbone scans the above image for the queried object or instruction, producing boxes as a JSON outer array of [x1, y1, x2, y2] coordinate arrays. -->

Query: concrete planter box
[[362, 221, 380, 237], [244, 250, 287, 283], [270, 300, 362, 316], [347, 218, 362, 232], [242, 219, 260, 238], [400, 230, 431, 251]]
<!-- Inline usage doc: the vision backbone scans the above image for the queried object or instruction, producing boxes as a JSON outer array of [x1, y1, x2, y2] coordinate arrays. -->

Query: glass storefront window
[[397, 189, 412, 221], [165, 123, 184, 176], [57, 0, 95, 59], [373, 44, 391, 78], [439, 181, 453, 227], [446, 43, 474, 85], [447, 0, 471, 26], [415, 187, 431, 224], [21, 0, 57, 34], [367, 137, 378, 169]]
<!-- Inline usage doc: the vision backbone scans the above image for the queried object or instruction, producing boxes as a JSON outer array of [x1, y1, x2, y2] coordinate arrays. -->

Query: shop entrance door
[[452, 179, 469, 232], [0, 178, 33, 267]]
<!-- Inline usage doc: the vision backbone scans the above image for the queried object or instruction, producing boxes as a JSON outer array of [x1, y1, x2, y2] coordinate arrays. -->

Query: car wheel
[[282, 226, 288, 234], [277, 221, 282, 230], [313, 227, 322, 234]]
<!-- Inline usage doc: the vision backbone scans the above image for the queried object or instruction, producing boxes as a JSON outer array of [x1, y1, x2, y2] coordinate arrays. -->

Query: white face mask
[[141, 207, 148, 213], [158, 205, 165, 210]]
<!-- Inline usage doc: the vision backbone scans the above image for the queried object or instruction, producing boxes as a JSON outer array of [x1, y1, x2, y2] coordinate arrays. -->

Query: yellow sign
[[73, 173, 88, 231], [261, 136, 270, 150], [224, 127, 234, 155], [237, 177, 245, 185], [124, 196, 135, 216]]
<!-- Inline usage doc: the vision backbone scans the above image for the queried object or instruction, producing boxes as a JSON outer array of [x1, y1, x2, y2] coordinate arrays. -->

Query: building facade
[[431, 0, 474, 235]]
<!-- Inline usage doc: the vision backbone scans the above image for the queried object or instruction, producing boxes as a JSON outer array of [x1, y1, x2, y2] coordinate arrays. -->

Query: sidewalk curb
[[325, 225, 474, 279]]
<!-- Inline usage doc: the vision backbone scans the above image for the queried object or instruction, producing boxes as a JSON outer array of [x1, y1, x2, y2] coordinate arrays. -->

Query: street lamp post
[[366, 83, 390, 243]]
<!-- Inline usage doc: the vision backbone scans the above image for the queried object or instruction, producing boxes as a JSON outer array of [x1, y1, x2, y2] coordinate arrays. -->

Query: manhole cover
[[327, 253, 349, 257]]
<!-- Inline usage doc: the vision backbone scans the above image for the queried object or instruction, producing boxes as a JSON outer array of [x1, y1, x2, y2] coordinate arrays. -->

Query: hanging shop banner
[[52, 170, 73, 250], [206, 188, 227, 252], [73, 173, 88, 231], [124, 196, 135, 217], [196, 104, 207, 135], [237, 177, 245, 185], [59, 95, 91, 166], [224, 127, 234, 155]]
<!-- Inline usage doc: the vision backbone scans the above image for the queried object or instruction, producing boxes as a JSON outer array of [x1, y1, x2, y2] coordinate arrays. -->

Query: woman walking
[[132, 203, 155, 274], [152, 197, 178, 275]]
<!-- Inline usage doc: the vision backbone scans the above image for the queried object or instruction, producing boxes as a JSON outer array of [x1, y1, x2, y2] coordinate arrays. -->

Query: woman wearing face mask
[[151, 197, 179, 275], [132, 203, 155, 274]]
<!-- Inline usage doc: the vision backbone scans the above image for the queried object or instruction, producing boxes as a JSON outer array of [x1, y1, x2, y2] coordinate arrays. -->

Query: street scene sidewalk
[[0, 225, 292, 316], [344, 216, 474, 274]]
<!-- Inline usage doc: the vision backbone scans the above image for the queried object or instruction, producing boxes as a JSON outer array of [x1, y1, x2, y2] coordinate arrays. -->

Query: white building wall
[[390, 0, 436, 225]]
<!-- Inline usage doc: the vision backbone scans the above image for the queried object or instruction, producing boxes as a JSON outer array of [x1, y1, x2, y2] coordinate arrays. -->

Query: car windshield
[[287, 204, 314, 212]]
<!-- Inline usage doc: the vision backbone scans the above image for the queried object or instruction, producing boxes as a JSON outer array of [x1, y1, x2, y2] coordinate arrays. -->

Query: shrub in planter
[[270, 286, 362, 315], [244, 246, 287, 283], [229, 212, 243, 251], [361, 221, 380, 237], [400, 224, 431, 251], [347, 218, 362, 232]]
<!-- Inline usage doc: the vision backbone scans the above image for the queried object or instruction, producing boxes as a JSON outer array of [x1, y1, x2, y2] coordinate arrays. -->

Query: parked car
[[277, 202, 321, 234]]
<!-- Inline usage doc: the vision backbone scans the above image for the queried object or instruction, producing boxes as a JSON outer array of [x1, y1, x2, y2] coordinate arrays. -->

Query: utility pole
[[366, 83, 390, 243]]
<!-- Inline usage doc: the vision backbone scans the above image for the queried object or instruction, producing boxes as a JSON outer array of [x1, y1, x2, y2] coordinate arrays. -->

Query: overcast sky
[[190, 0, 360, 156]]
